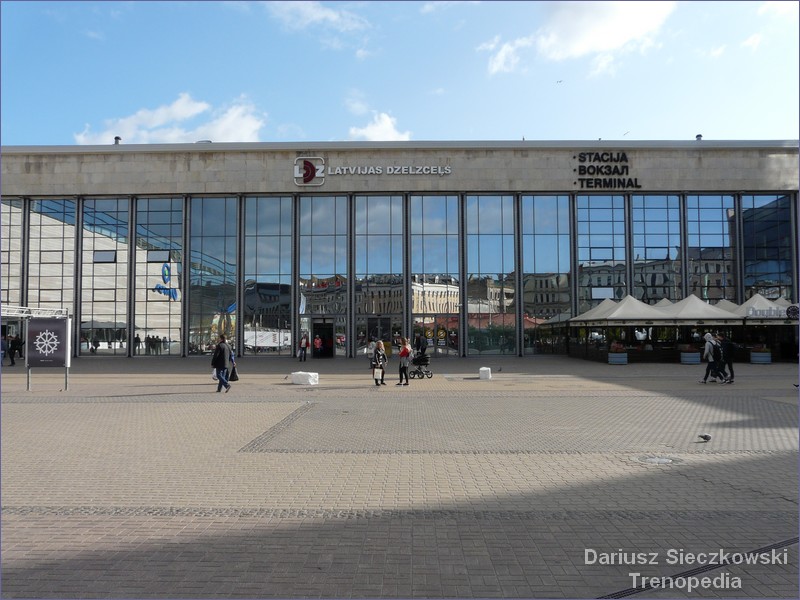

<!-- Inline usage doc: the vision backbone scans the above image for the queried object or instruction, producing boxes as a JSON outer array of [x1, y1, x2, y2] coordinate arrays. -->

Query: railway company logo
[[294, 157, 325, 186]]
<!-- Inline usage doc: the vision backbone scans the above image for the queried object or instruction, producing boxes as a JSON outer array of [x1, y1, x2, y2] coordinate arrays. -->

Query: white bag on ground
[[291, 371, 319, 385]]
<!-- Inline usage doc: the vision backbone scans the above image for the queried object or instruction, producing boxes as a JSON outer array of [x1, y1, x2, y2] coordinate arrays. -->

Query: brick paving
[[1, 355, 797, 598]]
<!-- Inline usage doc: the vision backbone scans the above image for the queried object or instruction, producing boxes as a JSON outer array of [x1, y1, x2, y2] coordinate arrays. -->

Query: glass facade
[[355, 195, 404, 356], [1, 188, 796, 359], [0, 199, 24, 306], [81, 198, 129, 355], [299, 195, 348, 358], [28, 199, 76, 309], [410, 195, 460, 357], [135, 197, 183, 356], [521, 195, 571, 354], [687, 195, 736, 302], [189, 197, 238, 354], [243, 196, 292, 356], [741, 195, 794, 301], [466, 195, 515, 356], [632, 195, 682, 304], [576, 195, 626, 313]]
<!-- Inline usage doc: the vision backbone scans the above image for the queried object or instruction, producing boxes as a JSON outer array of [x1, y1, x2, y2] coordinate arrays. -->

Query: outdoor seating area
[[565, 293, 799, 364]]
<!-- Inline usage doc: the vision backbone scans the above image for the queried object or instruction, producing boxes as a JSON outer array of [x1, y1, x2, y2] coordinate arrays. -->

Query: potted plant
[[678, 343, 701, 364], [608, 340, 627, 364], [750, 345, 772, 364]]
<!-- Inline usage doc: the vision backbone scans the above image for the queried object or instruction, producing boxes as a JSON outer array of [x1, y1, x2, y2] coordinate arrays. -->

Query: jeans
[[298, 347, 307, 361], [216, 367, 230, 391]]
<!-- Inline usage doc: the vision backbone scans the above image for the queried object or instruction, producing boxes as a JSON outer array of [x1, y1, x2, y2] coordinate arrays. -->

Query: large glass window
[[410, 195, 460, 357], [521, 195, 571, 354], [135, 197, 183, 355], [80, 198, 129, 355], [742, 195, 794, 301], [576, 195, 626, 313], [28, 199, 76, 310], [243, 196, 293, 356], [686, 195, 735, 302], [299, 195, 348, 357], [632, 195, 681, 304], [189, 197, 237, 354], [1, 199, 24, 306], [355, 195, 404, 355], [466, 195, 515, 356]]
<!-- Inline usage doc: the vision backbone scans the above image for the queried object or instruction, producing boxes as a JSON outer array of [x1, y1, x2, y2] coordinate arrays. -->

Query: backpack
[[711, 341, 722, 362]]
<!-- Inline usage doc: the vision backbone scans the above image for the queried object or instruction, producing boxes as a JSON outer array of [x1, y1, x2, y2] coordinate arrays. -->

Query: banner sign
[[26, 318, 71, 368]]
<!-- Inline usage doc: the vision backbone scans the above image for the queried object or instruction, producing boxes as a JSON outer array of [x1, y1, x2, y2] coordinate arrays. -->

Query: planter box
[[750, 352, 772, 364], [680, 352, 701, 365], [608, 352, 628, 365]]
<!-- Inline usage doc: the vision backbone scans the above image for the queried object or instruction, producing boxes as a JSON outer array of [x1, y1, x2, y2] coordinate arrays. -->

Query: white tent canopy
[[572, 295, 665, 325], [731, 293, 792, 322], [654, 294, 740, 323]]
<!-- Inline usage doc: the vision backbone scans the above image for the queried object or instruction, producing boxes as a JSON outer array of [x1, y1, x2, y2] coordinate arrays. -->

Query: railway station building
[[1, 139, 797, 360]]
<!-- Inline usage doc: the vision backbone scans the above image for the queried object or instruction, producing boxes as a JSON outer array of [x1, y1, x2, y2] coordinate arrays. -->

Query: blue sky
[[2, 1, 798, 146]]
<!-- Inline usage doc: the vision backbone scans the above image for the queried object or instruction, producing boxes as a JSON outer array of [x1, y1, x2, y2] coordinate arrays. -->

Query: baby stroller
[[409, 351, 433, 379]]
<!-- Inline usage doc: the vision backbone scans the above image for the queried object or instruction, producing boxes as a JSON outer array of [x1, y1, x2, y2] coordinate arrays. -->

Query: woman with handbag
[[372, 340, 387, 386]]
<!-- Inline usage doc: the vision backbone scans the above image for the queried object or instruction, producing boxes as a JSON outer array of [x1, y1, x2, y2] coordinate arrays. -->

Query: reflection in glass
[[135, 197, 183, 355], [29, 199, 76, 310], [1, 199, 24, 306], [410, 196, 460, 357], [81, 198, 129, 355], [243, 197, 292, 356], [521, 195, 571, 355], [686, 195, 735, 302], [299, 196, 348, 357], [355, 196, 403, 353], [632, 195, 681, 304], [189, 197, 237, 354], [466, 195, 515, 356], [576, 196, 625, 313], [742, 195, 793, 301]]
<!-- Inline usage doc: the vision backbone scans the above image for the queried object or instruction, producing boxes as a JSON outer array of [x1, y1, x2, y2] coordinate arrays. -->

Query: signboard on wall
[[26, 318, 71, 368]]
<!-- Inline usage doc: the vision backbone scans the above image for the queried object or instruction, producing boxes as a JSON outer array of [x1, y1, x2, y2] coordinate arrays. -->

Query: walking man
[[211, 334, 234, 393], [717, 333, 738, 384]]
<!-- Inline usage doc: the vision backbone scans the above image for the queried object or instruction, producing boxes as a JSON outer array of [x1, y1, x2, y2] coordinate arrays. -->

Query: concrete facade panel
[[2, 141, 797, 197]]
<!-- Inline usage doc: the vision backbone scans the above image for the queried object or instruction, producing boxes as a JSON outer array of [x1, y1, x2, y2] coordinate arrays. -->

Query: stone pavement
[[1, 355, 798, 599]]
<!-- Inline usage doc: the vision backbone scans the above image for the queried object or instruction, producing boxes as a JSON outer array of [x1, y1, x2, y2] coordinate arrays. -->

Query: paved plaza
[[1, 355, 798, 599]]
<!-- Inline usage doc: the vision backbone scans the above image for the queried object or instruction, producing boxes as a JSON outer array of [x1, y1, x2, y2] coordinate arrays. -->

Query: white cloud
[[535, 1, 675, 61], [421, 1, 480, 14], [477, 2, 675, 76], [709, 45, 727, 58], [487, 36, 534, 74], [348, 112, 411, 141], [758, 1, 799, 17], [345, 91, 370, 116], [741, 34, 762, 51], [266, 1, 369, 32], [355, 48, 371, 60], [477, 35, 500, 52], [73, 93, 266, 144]]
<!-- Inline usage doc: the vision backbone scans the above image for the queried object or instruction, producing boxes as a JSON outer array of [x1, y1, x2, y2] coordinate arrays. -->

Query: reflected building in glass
[[1, 140, 797, 359]]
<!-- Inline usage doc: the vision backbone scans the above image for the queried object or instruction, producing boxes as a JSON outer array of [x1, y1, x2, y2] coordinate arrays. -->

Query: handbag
[[212, 368, 218, 381], [229, 366, 239, 382], [372, 367, 382, 379]]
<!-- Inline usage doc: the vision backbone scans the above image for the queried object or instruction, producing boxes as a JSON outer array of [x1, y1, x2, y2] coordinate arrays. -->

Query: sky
[[1, 1, 798, 146]]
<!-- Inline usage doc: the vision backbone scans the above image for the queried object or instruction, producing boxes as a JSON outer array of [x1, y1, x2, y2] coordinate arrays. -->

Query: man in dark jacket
[[717, 333, 739, 384], [211, 334, 234, 393]]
